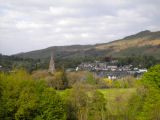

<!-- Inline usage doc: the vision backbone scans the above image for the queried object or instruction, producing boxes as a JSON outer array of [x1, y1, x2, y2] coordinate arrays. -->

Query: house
[[76, 61, 147, 80]]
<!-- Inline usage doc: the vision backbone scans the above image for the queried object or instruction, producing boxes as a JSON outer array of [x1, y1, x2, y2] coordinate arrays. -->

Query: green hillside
[[16, 30, 160, 60]]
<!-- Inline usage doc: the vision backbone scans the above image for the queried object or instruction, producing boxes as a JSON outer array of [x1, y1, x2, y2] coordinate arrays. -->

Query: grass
[[99, 88, 136, 100], [58, 88, 137, 118], [59, 88, 136, 106], [59, 88, 136, 103]]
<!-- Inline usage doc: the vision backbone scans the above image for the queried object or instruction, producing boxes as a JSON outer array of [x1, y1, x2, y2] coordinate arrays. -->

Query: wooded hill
[[16, 30, 160, 60]]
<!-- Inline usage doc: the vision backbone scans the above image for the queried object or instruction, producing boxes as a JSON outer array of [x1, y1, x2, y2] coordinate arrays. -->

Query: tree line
[[0, 54, 159, 73]]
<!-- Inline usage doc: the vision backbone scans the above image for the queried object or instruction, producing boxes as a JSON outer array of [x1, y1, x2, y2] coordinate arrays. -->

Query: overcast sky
[[0, 0, 160, 55]]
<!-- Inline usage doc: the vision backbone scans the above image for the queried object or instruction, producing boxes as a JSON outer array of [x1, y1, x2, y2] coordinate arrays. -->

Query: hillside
[[96, 30, 160, 58], [16, 30, 160, 60]]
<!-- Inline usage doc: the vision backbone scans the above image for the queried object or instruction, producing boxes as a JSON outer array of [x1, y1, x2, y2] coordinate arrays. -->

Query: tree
[[38, 88, 66, 120], [89, 90, 106, 120], [87, 72, 94, 85], [54, 66, 68, 90], [127, 65, 160, 120], [141, 65, 160, 88], [0, 69, 66, 120], [66, 86, 89, 120], [55, 72, 63, 90], [138, 65, 160, 120], [61, 65, 68, 89]]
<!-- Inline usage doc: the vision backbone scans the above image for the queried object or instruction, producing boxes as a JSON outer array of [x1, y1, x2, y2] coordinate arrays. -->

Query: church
[[48, 53, 56, 74]]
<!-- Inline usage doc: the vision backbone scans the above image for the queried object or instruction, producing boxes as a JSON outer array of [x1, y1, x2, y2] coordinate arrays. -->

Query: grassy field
[[98, 88, 136, 102], [59, 88, 137, 119], [60, 88, 136, 112]]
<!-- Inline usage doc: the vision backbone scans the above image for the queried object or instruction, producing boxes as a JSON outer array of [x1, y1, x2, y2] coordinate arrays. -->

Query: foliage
[[127, 65, 160, 120], [87, 72, 95, 85], [66, 87, 89, 120], [113, 76, 136, 88], [0, 69, 66, 120], [98, 88, 136, 119], [0, 54, 38, 73], [38, 88, 66, 120], [67, 71, 90, 87], [54, 68, 68, 90], [32, 67, 69, 90], [61, 65, 68, 89], [116, 55, 158, 68], [65, 84, 107, 120], [103, 78, 112, 87], [89, 90, 106, 120], [141, 65, 160, 88], [138, 65, 160, 120], [31, 70, 50, 81], [1, 64, 160, 120]]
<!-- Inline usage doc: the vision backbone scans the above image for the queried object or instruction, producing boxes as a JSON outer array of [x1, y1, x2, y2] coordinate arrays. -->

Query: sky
[[0, 0, 160, 55]]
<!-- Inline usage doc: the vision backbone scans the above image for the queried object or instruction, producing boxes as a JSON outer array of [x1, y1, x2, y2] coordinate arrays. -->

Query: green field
[[60, 88, 137, 116]]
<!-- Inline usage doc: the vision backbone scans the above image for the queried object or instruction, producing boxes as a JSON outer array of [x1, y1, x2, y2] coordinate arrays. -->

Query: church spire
[[49, 52, 56, 74]]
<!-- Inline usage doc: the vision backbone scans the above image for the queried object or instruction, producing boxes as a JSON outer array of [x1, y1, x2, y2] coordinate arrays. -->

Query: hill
[[16, 30, 160, 60]]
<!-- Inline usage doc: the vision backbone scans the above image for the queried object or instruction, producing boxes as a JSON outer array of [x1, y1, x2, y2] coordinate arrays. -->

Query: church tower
[[49, 53, 56, 74]]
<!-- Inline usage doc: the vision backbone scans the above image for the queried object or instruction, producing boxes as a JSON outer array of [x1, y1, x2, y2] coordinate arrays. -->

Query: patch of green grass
[[98, 88, 136, 100], [58, 88, 137, 116]]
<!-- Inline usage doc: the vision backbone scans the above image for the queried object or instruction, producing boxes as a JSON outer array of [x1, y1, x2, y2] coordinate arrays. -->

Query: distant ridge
[[123, 30, 151, 40], [16, 30, 160, 60]]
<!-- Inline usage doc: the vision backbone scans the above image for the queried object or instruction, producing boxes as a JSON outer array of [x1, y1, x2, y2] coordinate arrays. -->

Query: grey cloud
[[0, 0, 160, 55]]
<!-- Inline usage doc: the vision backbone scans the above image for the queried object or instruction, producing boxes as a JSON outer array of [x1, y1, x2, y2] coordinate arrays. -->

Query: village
[[76, 60, 147, 80]]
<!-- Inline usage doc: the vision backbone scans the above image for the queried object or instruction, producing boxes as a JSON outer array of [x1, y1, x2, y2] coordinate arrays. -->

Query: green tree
[[54, 66, 68, 90], [138, 65, 160, 120], [38, 88, 66, 120], [66, 87, 89, 120], [0, 69, 66, 120], [61, 65, 68, 89], [89, 90, 106, 120], [127, 65, 160, 120], [87, 72, 95, 85], [55, 72, 63, 90]]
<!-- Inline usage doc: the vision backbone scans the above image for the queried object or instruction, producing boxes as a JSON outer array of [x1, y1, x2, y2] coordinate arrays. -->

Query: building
[[76, 61, 147, 80], [48, 53, 56, 74]]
